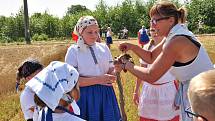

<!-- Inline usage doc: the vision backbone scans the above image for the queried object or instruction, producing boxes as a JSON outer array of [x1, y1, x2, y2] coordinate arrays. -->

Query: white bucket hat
[[26, 61, 79, 112]]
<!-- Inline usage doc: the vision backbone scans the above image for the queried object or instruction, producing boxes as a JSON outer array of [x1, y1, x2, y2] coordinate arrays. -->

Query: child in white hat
[[26, 61, 85, 121]]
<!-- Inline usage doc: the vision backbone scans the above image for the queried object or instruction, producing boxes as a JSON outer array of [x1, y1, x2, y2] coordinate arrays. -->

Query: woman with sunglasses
[[115, 1, 213, 121]]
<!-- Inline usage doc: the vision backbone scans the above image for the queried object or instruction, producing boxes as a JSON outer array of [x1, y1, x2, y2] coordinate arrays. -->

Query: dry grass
[[0, 36, 214, 121]]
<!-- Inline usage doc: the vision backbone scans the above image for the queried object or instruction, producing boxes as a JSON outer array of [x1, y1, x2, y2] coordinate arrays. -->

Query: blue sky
[[0, 0, 124, 18]]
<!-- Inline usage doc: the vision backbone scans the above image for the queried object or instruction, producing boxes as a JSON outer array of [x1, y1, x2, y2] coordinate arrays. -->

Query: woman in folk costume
[[138, 26, 150, 48], [133, 28, 179, 121], [25, 61, 85, 121], [16, 59, 44, 121], [65, 16, 121, 121], [115, 1, 213, 121]]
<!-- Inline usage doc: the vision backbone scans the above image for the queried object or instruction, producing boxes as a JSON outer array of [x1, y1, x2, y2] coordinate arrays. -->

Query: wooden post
[[23, 0, 31, 44]]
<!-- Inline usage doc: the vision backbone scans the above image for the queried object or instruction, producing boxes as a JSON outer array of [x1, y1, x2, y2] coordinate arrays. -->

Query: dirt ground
[[0, 42, 68, 95]]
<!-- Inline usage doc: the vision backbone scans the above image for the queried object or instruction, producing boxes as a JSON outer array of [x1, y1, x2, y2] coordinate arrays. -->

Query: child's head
[[107, 27, 111, 31], [34, 82, 80, 108], [74, 16, 99, 46], [149, 28, 157, 38], [188, 69, 215, 121], [26, 61, 80, 112], [149, 28, 164, 44], [16, 59, 43, 82]]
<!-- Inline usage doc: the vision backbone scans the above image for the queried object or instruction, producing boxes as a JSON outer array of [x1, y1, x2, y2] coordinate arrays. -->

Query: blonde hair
[[188, 69, 215, 119], [149, 1, 187, 24]]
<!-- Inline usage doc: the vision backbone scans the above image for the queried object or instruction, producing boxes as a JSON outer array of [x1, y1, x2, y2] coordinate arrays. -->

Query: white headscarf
[[73, 16, 98, 51], [26, 61, 79, 111]]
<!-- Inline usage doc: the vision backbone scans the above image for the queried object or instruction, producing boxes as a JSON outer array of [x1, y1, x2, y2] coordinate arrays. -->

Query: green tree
[[94, 0, 108, 30], [66, 5, 90, 15], [186, 0, 215, 33], [30, 12, 61, 38]]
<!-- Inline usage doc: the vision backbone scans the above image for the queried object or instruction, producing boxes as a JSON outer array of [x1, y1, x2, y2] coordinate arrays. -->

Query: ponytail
[[178, 7, 187, 23]]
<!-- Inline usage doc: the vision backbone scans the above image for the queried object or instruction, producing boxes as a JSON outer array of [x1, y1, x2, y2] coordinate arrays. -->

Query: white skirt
[[138, 81, 180, 120]]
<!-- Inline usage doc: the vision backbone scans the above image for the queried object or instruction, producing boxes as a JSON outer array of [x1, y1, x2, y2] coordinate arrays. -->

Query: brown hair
[[16, 59, 43, 83], [149, 1, 187, 24]]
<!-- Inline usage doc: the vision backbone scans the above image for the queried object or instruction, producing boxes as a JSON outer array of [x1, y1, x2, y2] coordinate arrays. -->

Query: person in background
[[106, 27, 113, 49], [65, 16, 121, 121], [187, 69, 215, 121], [16, 59, 44, 121], [115, 1, 213, 120], [122, 27, 128, 39], [138, 26, 150, 48], [133, 28, 179, 121]]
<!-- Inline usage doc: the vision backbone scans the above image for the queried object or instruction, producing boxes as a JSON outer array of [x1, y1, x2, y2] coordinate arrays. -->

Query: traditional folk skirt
[[77, 84, 122, 121]]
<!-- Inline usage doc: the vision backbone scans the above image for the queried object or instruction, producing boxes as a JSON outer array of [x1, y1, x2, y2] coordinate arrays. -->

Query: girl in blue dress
[[65, 16, 121, 121]]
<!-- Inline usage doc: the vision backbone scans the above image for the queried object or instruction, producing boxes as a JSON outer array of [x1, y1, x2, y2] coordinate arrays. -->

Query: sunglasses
[[150, 17, 170, 25], [185, 107, 208, 121]]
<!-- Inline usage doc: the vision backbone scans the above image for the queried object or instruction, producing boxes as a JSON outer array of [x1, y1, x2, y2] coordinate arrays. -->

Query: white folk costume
[[20, 87, 38, 120], [65, 16, 121, 121], [26, 61, 85, 121], [165, 24, 213, 121], [138, 45, 179, 120]]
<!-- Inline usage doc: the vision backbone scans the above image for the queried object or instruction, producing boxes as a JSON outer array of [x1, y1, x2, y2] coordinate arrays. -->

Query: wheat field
[[0, 36, 214, 121]]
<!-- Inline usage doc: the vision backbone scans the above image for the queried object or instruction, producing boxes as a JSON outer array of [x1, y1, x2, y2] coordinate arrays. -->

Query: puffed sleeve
[[65, 45, 78, 69]]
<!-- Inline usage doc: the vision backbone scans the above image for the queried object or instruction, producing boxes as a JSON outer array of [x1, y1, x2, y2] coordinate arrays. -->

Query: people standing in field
[[106, 26, 113, 49], [122, 27, 128, 39], [25, 61, 85, 121], [187, 69, 215, 121], [133, 28, 179, 121], [16, 59, 44, 121], [138, 26, 150, 48], [114, 1, 213, 121], [65, 16, 121, 121]]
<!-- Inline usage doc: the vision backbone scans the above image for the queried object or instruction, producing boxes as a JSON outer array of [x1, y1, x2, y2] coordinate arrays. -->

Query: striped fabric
[[89, 46, 98, 64]]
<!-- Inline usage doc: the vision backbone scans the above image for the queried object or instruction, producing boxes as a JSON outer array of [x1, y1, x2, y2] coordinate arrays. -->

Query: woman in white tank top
[[115, 1, 213, 121]]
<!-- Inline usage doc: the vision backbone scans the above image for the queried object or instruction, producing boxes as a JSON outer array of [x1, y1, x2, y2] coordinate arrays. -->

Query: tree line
[[0, 0, 215, 43]]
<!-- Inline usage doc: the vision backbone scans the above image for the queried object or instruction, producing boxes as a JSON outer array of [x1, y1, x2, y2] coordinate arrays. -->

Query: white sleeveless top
[[165, 24, 213, 82]]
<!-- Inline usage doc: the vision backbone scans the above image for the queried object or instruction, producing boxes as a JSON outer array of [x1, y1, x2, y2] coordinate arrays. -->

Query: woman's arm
[[124, 39, 178, 84], [120, 41, 164, 64]]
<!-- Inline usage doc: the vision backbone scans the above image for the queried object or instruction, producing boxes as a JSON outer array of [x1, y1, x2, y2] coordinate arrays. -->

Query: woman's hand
[[99, 74, 116, 86], [119, 42, 134, 52], [133, 92, 139, 105], [114, 63, 123, 73]]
